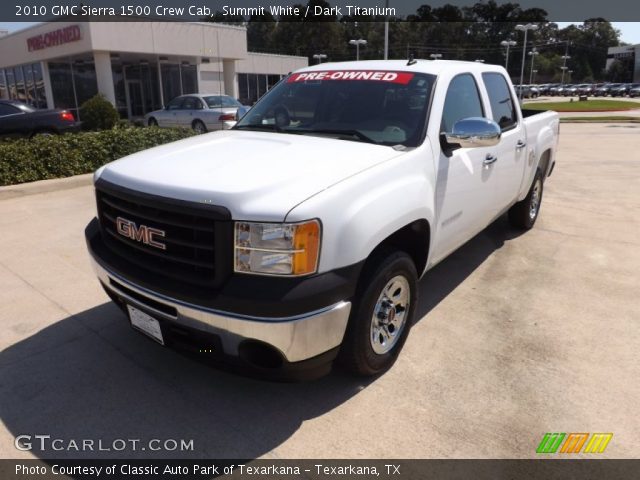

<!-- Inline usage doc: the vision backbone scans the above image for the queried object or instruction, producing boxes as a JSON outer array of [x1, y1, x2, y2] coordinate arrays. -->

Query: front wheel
[[508, 168, 544, 230], [339, 249, 418, 376]]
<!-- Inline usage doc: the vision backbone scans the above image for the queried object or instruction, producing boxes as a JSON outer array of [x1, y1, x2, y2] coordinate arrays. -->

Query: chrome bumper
[[90, 256, 351, 363]]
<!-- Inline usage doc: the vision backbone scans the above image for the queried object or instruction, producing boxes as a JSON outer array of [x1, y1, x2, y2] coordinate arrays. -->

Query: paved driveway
[[0, 124, 639, 459]]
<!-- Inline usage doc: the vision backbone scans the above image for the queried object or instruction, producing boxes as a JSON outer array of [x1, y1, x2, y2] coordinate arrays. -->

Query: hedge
[[0, 127, 196, 186]]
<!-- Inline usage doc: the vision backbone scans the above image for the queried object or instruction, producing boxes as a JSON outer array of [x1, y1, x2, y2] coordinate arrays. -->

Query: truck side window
[[482, 72, 517, 131], [440, 74, 484, 133]]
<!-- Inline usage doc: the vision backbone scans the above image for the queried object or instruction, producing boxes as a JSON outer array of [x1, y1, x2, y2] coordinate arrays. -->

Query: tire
[[192, 120, 207, 134], [148, 118, 158, 127], [508, 168, 544, 230], [339, 248, 418, 376]]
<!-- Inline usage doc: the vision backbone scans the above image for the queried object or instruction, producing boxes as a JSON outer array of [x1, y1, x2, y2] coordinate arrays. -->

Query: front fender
[[285, 152, 435, 274]]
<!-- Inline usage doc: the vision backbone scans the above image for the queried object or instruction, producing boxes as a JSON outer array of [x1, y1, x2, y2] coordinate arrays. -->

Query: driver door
[[431, 73, 500, 263]]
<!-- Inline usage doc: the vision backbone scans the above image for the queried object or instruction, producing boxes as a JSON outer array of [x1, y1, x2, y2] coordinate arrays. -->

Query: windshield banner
[[287, 71, 415, 84]]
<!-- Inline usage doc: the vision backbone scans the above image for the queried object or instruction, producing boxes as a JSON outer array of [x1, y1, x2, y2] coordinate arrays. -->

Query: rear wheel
[[192, 120, 207, 134], [339, 249, 418, 376], [508, 168, 544, 230]]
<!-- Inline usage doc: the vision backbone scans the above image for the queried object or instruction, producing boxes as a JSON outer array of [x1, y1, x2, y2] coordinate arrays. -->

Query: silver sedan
[[144, 94, 250, 133]]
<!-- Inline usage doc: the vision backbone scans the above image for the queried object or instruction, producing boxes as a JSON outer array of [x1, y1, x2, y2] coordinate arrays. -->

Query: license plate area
[[127, 305, 164, 345]]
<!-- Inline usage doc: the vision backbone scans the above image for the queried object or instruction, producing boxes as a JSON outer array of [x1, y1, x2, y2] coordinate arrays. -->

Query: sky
[[2, 21, 640, 44]]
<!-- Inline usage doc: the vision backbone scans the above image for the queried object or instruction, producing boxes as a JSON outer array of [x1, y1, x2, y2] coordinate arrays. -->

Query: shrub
[[79, 94, 120, 131], [0, 127, 196, 186]]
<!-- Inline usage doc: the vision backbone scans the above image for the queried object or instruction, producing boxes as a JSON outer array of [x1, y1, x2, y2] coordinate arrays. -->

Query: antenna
[[407, 53, 417, 66]]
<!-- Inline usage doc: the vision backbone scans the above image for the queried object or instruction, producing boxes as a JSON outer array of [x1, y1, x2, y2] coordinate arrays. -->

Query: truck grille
[[95, 180, 232, 289]]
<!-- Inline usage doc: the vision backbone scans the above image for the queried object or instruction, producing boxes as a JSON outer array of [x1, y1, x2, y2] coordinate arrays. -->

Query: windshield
[[234, 70, 435, 147]]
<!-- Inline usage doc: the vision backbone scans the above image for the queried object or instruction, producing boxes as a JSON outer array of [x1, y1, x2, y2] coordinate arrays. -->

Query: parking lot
[[0, 123, 639, 460]]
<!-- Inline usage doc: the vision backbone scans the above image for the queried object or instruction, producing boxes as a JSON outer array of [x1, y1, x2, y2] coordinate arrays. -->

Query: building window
[[181, 64, 197, 94], [0, 70, 7, 100], [48, 62, 76, 111], [161, 63, 181, 105], [13, 66, 27, 103], [4, 68, 16, 100], [111, 61, 127, 118], [238, 73, 249, 104], [72, 60, 98, 107]]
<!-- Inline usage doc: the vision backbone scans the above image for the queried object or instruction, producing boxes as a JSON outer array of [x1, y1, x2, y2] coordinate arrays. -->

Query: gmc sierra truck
[[85, 60, 558, 379]]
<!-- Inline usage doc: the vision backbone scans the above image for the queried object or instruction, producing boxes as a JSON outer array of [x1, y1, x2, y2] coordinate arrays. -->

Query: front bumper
[[85, 219, 353, 375]]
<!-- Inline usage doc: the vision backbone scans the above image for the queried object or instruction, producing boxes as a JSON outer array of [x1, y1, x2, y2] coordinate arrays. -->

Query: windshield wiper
[[234, 124, 283, 133], [293, 128, 377, 144]]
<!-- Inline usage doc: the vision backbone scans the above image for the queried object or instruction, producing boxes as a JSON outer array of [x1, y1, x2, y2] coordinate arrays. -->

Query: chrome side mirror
[[445, 117, 501, 148]]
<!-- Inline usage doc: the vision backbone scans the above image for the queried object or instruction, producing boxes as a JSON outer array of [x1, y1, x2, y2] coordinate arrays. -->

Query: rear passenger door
[[481, 72, 527, 215]]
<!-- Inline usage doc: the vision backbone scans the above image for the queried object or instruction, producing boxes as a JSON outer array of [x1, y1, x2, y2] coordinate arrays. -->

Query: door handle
[[516, 140, 527, 149], [483, 154, 498, 166]]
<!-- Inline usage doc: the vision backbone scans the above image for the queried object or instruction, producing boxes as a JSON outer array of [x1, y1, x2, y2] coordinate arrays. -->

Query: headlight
[[234, 220, 321, 276]]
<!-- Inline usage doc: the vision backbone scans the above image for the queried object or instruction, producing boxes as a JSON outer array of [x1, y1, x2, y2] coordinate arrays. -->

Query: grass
[[560, 116, 640, 123], [523, 99, 640, 112]]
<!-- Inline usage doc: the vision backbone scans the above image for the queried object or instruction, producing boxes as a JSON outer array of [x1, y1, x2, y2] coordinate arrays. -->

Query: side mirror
[[445, 117, 501, 148]]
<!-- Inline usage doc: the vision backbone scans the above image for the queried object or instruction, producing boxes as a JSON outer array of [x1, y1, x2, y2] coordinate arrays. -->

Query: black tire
[[148, 118, 158, 127], [192, 120, 207, 134], [339, 248, 418, 376], [508, 168, 544, 230]]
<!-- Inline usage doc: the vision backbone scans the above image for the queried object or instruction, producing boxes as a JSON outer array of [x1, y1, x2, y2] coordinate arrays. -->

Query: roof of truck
[[296, 59, 506, 76]]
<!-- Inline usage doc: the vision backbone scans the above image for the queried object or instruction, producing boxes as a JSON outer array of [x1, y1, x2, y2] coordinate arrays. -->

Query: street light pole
[[528, 49, 539, 84], [560, 41, 571, 85], [501, 40, 517, 71], [313, 53, 327, 64], [430, 53, 442, 60], [383, 0, 390, 60], [349, 39, 367, 61], [515, 24, 538, 101]]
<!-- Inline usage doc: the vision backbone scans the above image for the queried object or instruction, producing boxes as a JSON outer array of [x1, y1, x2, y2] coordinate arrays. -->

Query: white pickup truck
[[85, 60, 558, 379]]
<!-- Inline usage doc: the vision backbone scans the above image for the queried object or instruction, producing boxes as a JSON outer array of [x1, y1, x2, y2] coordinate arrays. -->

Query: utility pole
[[560, 41, 571, 85]]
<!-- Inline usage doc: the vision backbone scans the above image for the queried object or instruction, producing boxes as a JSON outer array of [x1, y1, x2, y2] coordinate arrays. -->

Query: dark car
[[577, 84, 594, 96], [0, 100, 81, 138], [594, 83, 617, 97], [610, 83, 632, 97], [629, 85, 640, 98]]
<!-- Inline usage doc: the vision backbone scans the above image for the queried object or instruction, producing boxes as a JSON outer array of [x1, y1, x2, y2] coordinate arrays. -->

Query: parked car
[[610, 83, 632, 97], [577, 84, 594, 96], [144, 94, 248, 133], [0, 100, 80, 139], [629, 85, 640, 98], [515, 85, 533, 98], [85, 60, 559, 379], [562, 84, 579, 97]]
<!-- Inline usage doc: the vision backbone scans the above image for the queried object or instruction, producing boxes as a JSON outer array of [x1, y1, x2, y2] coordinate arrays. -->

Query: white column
[[41, 61, 55, 109], [93, 51, 116, 105], [222, 59, 237, 98]]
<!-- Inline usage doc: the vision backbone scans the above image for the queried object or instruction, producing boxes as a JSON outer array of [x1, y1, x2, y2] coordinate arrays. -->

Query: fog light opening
[[238, 341, 284, 369]]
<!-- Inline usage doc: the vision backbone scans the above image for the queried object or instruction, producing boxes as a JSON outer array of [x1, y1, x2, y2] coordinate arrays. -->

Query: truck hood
[[98, 130, 404, 220]]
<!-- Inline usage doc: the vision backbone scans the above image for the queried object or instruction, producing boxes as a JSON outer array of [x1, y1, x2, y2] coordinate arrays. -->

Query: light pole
[[313, 53, 327, 64], [560, 55, 571, 84], [515, 23, 538, 101], [349, 39, 367, 61], [532, 69, 538, 83], [475, 59, 485, 63], [528, 49, 539, 84], [430, 53, 442, 60], [501, 39, 516, 71], [383, 0, 390, 60]]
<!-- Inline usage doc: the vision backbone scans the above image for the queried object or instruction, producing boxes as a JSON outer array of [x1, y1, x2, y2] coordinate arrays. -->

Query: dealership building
[[606, 44, 640, 82], [0, 21, 307, 118]]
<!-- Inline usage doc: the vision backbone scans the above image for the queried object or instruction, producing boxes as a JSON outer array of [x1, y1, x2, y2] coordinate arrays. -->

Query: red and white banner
[[287, 71, 414, 84]]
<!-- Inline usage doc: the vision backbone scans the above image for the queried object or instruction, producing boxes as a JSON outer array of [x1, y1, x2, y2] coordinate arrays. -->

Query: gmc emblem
[[116, 217, 166, 250]]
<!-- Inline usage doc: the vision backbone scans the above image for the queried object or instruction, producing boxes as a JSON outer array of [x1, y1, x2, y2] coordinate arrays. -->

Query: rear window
[[235, 70, 435, 147], [203, 96, 241, 108]]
